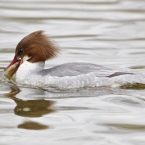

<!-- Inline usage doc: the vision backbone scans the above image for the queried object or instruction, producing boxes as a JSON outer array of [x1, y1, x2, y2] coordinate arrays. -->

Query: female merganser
[[4, 31, 145, 90]]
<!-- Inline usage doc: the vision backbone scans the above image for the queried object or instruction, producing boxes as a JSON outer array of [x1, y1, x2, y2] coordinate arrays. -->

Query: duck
[[4, 30, 145, 90]]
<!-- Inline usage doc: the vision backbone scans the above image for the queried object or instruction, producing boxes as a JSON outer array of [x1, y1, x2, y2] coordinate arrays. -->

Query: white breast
[[16, 61, 44, 81]]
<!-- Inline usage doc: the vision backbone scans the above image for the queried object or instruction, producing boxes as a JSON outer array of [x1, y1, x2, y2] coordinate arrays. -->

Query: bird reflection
[[18, 121, 49, 130], [14, 98, 55, 117], [5, 84, 56, 117]]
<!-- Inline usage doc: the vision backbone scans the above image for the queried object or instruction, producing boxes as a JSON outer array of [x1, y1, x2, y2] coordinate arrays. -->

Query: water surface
[[0, 0, 145, 145]]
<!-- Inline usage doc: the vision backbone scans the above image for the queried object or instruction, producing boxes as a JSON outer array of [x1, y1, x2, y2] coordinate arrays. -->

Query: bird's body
[[4, 31, 145, 90]]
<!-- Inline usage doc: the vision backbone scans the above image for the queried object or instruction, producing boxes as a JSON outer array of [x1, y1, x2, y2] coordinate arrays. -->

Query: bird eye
[[19, 49, 24, 54]]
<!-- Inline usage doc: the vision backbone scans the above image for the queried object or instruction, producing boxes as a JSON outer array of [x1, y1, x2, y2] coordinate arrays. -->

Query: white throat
[[15, 61, 45, 81]]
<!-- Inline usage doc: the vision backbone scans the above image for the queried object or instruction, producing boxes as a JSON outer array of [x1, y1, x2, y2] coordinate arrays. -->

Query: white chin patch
[[22, 55, 31, 62]]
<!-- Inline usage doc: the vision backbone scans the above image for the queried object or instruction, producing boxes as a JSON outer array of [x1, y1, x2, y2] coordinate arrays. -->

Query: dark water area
[[0, 0, 145, 144]]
